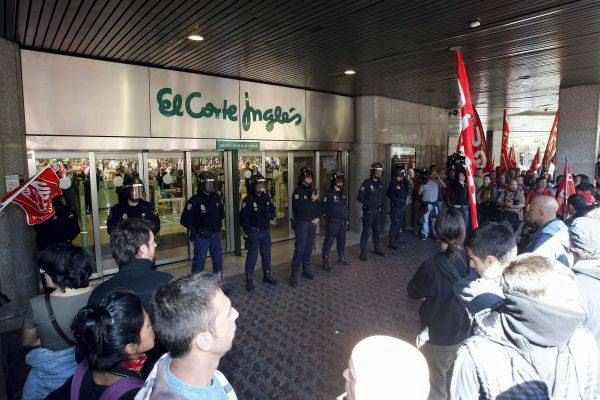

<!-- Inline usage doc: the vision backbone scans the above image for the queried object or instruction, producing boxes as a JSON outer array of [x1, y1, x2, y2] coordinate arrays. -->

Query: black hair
[[435, 208, 465, 255], [535, 176, 547, 184], [72, 291, 145, 371], [110, 218, 152, 266], [38, 244, 92, 291], [151, 273, 221, 358], [578, 182, 595, 193], [568, 193, 588, 210], [575, 174, 591, 185], [465, 223, 516, 263]]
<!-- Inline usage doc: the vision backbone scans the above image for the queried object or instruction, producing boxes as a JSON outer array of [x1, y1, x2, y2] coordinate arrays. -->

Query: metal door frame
[[263, 151, 292, 243]]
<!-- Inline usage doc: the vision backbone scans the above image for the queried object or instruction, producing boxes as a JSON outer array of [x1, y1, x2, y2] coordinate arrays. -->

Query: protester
[[449, 254, 598, 399], [565, 193, 591, 226], [496, 179, 525, 232], [454, 223, 517, 315], [476, 174, 498, 224], [21, 244, 93, 400], [418, 167, 446, 240], [341, 336, 429, 400], [577, 182, 596, 205], [47, 291, 155, 399], [525, 195, 573, 267], [136, 273, 239, 399], [450, 170, 470, 230], [89, 218, 172, 311], [407, 208, 472, 399], [525, 177, 553, 205]]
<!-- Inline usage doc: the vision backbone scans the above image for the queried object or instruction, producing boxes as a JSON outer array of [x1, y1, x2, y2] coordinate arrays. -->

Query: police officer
[[387, 166, 411, 249], [180, 171, 225, 276], [239, 173, 278, 292], [290, 167, 320, 287], [357, 162, 385, 260], [34, 196, 81, 250], [321, 170, 351, 271], [106, 176, 160, 235]]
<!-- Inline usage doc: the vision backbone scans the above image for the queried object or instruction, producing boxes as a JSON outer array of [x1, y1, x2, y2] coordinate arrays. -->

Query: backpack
[[70, 363, 143, 400]]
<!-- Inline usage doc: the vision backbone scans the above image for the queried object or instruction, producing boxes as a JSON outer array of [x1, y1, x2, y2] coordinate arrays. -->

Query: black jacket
[[387, 180, 410, 208], [321, 187, 348, 221], [239, 191, 276, 233], [357, 178, 384, 210], [292, 183, 320, 222], [47, 367, 140, 400], [107, 200, 160, 235], [88, 258, 172, 312], [180, 191, 225, 234], [407, 250, 474, 346]]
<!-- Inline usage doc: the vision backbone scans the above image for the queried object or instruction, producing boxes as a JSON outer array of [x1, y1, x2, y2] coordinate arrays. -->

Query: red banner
[[456, 108, 493, 174], [500, 111, 511, 174], [509, 146, 518, 169], [0, 166, 62, 225], [528, 147, 541, 173], [542, 112, 558, 171], [456, 51, 478, 230], [556, 159, 576, 218]]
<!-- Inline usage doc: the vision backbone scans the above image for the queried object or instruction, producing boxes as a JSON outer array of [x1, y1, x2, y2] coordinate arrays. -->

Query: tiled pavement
[[1, 232, 438, 400]]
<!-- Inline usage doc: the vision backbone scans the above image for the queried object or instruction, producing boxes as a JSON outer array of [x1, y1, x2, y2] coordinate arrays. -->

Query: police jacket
[[34, 201, 80, 250], [180, 191, 224, 234], [321, 187, 348, 222], [357, 178, 384, 210], [107, 200, 160, 235], [387, 180, 411, 207], [292, 183, 321, 222], [239, 191, 276, 233]]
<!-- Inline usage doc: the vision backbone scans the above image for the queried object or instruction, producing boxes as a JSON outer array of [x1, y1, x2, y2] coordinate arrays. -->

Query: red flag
[[509, 146, 518, 169], [56, 162, 67, 178], [542, 112, 558, 171], [500, 111, 511, 174], [556, 159, 576, 218], [456, 51, 478, 230], [472, 107, 494, 174], [528, 147, 541, 173], [0, 166, 62, 225]]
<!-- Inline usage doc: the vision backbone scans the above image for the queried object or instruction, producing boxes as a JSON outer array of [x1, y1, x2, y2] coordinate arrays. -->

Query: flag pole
[[0, 166, 51, 214]]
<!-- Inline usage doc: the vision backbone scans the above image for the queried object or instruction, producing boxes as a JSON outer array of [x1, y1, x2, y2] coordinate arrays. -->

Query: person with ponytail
[[46, 291, 155, 400], [407, 208, 474, 400]]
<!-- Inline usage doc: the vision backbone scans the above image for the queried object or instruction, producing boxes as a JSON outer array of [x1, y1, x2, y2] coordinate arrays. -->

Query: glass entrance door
[[265, 153, 289, 241], [146, 153, 188, 265], [318, 152, 341, 196], [238, 153, 263, 202]]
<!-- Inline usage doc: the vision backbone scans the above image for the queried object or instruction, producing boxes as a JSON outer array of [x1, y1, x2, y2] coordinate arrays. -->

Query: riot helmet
[[370, 162, 383, 179], [123, 176, 144, 203], [298, 167, 314, 186], [197, 171, 217, 194], [330, 170, 345, 189], [392, 165, 406, 181], [252, 173, 267, 194]]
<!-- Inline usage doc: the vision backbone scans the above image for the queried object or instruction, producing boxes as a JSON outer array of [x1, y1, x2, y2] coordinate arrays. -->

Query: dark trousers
[[244, 229, 272, 274], [321, 221, 347, 259], [192, 231, 222, 274], [292, 221, 317, 268], [360, 209, 382, 250], [389, 205, 406, 242]]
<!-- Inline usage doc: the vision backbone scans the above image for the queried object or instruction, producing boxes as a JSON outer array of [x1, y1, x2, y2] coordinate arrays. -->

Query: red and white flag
[[509, 146, 518, 169], [56, 162, 67, 178], [456, 50, 478, 230], [500, 111, 511, 174], [528, 147, 541, 173], [556, 159, 576, 218], [542, 112, 559, 172], [0, 166, 62, 225], [456, 107, 492, 174]]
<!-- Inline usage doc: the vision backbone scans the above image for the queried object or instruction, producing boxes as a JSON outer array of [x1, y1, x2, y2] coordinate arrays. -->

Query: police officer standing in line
[[180, 171, 225, 276], [106, 176, 160, 235], [321, 170, 351, 271], [290, 167, 320, 287], [387, 166, 411, 249], [357, 162, 386, 261], [34, 196, 81, 250], [239, 173, 278, 292]]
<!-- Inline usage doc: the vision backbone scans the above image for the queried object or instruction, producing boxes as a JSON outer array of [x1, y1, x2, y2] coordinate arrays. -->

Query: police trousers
[[360, 208, 383, 250], [321, 220, 347, 259], [389, 205, 406, 242], [244, 229, 272, 275], [292, 221, 317, 269], [192, 231, 223, 274]]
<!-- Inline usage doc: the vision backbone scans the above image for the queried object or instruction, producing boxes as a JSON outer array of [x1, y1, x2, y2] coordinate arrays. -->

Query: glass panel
[[319, 152, 341, 196], [238, 154, 263, 201], [191, 154, 226, 248], [96, 156, 140, 272], [147, 156, 188, 263], [265, 153, 289, 240], [293, 155, 315, 189], [35, 157, 97, 273]]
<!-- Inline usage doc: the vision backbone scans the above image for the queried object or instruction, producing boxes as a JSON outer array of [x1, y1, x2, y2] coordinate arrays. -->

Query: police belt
[[326, 217, 346, 224], [391, 202, 406, 208], [362, 206, 382, 212]]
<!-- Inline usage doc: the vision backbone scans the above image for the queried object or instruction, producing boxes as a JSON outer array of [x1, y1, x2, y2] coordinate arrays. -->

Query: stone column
[[0, 38, 37, 327], [556, 85, 600, 177]]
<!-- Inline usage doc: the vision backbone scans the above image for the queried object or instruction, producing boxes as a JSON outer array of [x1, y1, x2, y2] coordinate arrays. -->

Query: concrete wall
[[349, 96, 449, 230]]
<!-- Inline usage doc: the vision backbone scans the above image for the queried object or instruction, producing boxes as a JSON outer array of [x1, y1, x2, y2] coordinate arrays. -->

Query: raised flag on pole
[[455, 50, 478, 230], [542, 112, 558, 172], [556, 159, 576, 218], [528, 147, 541, 173], [500, 111, 511, 174], [509, 146, 518, 169], [456, 107, 493, 175], [0, 166, 62, 225]]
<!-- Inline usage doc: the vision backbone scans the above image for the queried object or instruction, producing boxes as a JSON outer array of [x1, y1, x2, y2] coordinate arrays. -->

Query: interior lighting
[[188, 28, 204, 41], [469, 19, 481, 28], [344, 69, 356, 75]]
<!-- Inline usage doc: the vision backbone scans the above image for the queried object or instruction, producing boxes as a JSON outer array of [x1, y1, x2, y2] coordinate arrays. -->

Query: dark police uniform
[[387, 179, 411, 247], [106, 200, 160, 235], [321, 187, 348, 261], [34, 198, 80, 250], [291, 183, 321, 271], [357, 177, 385, 253], [180, 191, 225, 274], [239, 191, 276, 276]]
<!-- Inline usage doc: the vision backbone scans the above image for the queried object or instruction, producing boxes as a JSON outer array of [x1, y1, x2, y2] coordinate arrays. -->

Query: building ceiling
[[2, 0, 600, 130]]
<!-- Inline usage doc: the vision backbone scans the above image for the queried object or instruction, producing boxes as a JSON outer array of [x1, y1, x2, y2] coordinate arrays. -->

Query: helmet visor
[[202, 178, 216, 193], [128, 183, 143, 200]]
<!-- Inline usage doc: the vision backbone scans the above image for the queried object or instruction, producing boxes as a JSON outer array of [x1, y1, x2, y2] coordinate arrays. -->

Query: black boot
[[359, 247, 368, 261], [263, 270, 277, 285], [373, 247, 386, 256], [289, 268, 299, 287], [388, 239, 398, 249], [338, 255, 352, 266], [302, 264, 314, 279], [322, 257, 332, 271], [245, 273, 254, 292]]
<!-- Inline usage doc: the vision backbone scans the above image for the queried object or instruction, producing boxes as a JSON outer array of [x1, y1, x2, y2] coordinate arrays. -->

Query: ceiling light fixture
[[518, 75, 532, 80], [469, 19, 481, 28], [187, 28, 204, 41], [344, 70, 356, 75], [448, 46, 462, 51]]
